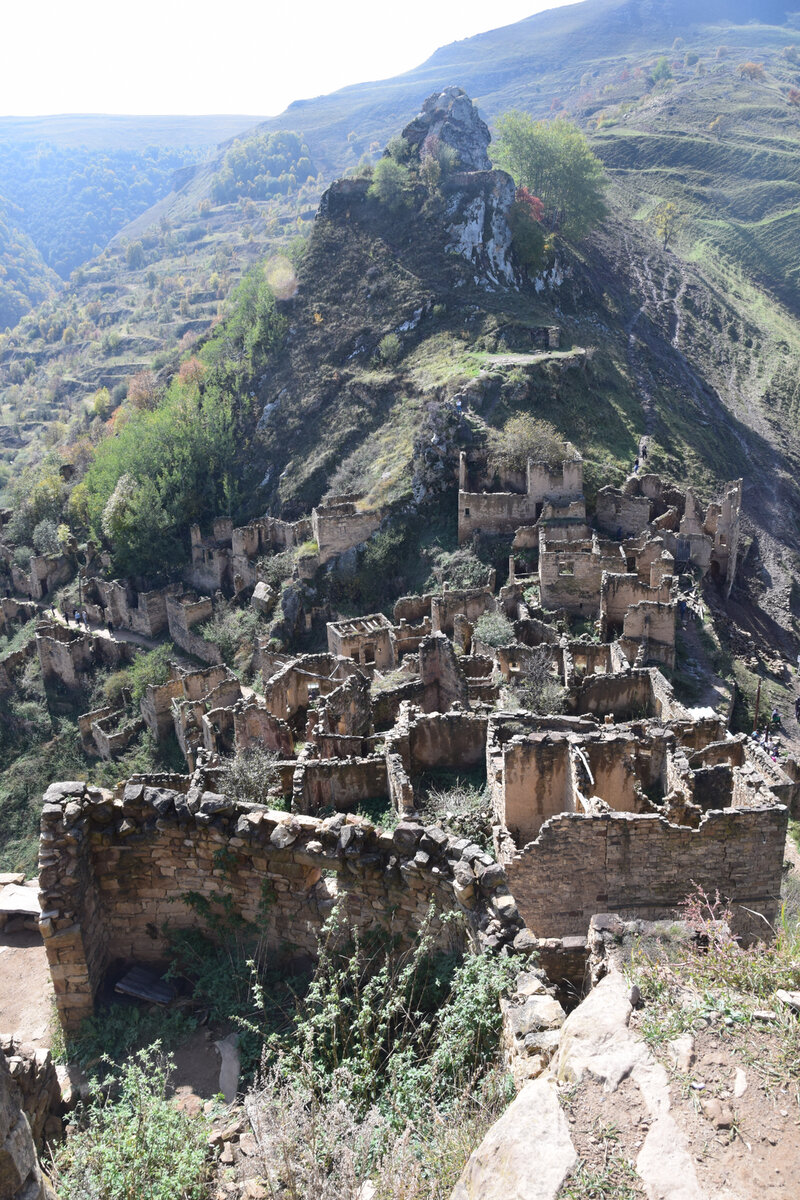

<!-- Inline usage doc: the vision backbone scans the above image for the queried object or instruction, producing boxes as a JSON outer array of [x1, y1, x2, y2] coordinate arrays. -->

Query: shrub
[[216, 744, 281, 806], [473, 611, 514, 648], [200, 601, 260, 667], [127, 644, 173, 705], [508, 644, 567, 715], [377, 333, 401, 365], [427, 546, 491, 591], [32, 518, 61, 555], [489, 413, 565, 475], [256, 547, 296, 588], [51, 1046, 211, 1200], [367, 158, 411, 211]]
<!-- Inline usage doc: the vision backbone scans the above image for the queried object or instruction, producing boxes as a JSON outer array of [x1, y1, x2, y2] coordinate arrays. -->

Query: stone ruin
[[35, 524, 796, 1036]]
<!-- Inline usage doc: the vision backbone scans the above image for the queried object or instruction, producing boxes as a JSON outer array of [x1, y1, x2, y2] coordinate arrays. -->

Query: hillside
[[0, 114, 263, 284]]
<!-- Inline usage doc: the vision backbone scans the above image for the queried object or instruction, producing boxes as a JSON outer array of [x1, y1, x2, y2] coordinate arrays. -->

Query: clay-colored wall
[[497, 735, 574, 846], [503, 805, 787, 940], [39, 777, 522, 1034], [312, 504, 383, 565]]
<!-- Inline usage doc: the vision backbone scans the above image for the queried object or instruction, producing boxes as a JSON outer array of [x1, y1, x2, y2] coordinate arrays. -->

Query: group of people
[[45, 601, 114, 637], [633, 441, 649, 475]]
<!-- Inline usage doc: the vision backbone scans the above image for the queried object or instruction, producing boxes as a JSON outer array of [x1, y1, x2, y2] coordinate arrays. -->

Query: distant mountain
[[0, 114, 264, 280], [0, 196, 58, 329]]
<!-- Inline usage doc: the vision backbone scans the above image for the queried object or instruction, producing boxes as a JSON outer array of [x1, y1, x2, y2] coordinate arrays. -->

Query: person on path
[[794, 696, 800, 722]]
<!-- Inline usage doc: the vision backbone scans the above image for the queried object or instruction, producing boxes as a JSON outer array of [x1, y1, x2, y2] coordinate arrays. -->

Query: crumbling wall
[[0, 1051, 51, 1200], [95, 580, 177, 638], [311, 501, 384, 565], [418, 633, 469, 711], [39, 777, 523, 1034], [595, 487, 651, 537], [431, 586, 495, 635], [36, 621, 132, 691], [166, 594, 222, 665], [293, 756, 388, 813], [503, 805, 787, 941], [327, 613, 394, 669], [600, 574, 673, 637]]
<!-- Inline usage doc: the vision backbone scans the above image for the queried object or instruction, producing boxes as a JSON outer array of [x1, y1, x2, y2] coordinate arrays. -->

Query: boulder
[[450, 1075, 575, 1200]]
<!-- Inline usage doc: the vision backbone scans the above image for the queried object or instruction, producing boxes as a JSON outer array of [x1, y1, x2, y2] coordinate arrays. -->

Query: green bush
[[377, 333, 401, 365], [51, 1046, 211, 1200], [200, 601, 260, 667], [367, 158, 411, 211], [216, 744, 282, 806], [473, 611, 515, 648]]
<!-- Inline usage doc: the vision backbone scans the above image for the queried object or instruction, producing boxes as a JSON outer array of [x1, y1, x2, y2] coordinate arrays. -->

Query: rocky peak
[[401, 86, 491, 172]]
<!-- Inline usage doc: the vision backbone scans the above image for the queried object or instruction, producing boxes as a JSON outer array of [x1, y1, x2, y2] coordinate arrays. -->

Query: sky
[[0, 0, 578, 117]]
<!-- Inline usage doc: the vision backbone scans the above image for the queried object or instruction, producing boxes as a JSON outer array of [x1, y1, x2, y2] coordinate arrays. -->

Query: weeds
[[50, 1045, 212, 1200]]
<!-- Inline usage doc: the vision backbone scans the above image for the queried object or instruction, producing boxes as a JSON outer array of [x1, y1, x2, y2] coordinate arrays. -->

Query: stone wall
[[38, 776, 523, 1034], [311, 501, 384, 566], [0, 1037, 61, 1150], [595, 487, 651, 537], [327, 613, 394, 669], [95, 579, 177, 638], [293, 756, 388, 813], [166, 594, 222, 665], [36, 621, 132, 692], [600, 573, 673, 636], [503, 804, 787, 941]]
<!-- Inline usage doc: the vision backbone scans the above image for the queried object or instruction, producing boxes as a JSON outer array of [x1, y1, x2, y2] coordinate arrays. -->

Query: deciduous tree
[[491, 113, 607, 239]]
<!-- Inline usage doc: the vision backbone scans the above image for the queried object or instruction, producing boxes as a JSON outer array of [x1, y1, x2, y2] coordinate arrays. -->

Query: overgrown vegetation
[[473, 611, 514, 647], [51, 1046, 213, 1200]]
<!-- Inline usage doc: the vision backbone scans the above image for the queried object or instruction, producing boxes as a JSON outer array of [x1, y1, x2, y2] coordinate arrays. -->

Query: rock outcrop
[[0, 1052, 52, 1200], [401, 85, 492, 172]]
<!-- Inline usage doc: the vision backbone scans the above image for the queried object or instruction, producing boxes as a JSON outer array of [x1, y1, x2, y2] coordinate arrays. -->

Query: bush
[[127, 644, 173, 705], [489, 413, 565, 475], [427, 547, 491, 591], [32, 518, 61, 555], [377, 333, 401, 364], [367, 158, 411, 211], [473, 611, 514, 648], [256, 547, 296, 588], [51, 1046, 211, 1200], [508, 644, 567, 715], [200, 601, 260, 667], [216, 744, 282, 806]]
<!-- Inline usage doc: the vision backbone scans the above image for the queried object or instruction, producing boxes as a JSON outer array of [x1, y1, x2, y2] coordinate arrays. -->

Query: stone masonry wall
[[503, 805, 787, 941], [39, 776, 523, 1034]]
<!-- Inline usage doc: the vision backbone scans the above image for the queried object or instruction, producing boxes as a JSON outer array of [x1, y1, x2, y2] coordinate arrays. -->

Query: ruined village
[[3, 423, 798, 1197]]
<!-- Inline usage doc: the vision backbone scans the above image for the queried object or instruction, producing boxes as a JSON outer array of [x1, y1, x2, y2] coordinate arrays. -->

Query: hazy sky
[[1, 0, 578, 117]]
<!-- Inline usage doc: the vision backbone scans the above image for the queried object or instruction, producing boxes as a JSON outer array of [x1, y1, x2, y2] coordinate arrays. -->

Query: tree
[[738, 62, 765, 80], [489, 414, 565, 476], [649, 56, 673, 85], [127, 370, 160, 411], [491, 113, 607, 239], [508, 187, 546, 271], [652, 201, 680, 249], [125, 240, 145, 269], [367, 157, 411, 211]]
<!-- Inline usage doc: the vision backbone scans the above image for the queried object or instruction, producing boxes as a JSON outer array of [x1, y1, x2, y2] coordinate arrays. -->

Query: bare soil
[[0, 930, 53, 1045]]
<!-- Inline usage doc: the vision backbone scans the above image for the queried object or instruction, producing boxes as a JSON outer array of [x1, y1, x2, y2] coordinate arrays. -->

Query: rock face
[[450, 1075, 576, 1200], [444, 169, 517, 289], [401, 86, 492, 172], [0, 1053, 50, 1200]]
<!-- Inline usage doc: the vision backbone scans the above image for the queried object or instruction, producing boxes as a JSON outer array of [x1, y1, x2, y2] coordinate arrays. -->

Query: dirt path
[[0, 931, 53, 1046]]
